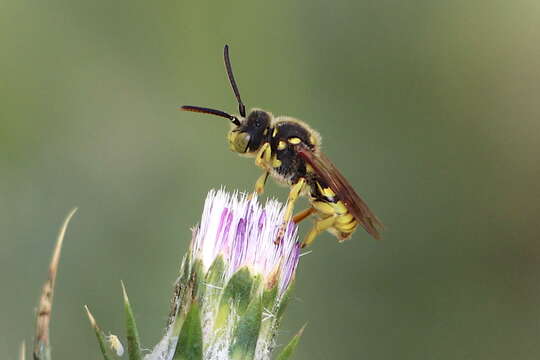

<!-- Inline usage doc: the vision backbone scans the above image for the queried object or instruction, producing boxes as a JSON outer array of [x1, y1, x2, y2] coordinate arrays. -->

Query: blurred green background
[[2, 0, 540, 359]]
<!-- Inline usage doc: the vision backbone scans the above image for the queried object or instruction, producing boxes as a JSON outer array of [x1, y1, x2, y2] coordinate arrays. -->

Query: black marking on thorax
[[268, 121, 316, 183], [273, 122, 313, 146]]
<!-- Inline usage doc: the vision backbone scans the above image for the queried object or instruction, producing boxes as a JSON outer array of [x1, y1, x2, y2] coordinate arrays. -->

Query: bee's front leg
[[248, 171, 269, 200], [254, 142, 271, 168], [249, 143, 272, 200], [275, 177, 306, 244]]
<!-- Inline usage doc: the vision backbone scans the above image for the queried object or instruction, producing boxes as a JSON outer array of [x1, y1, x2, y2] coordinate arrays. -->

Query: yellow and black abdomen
[[307, 178, 359, 242]]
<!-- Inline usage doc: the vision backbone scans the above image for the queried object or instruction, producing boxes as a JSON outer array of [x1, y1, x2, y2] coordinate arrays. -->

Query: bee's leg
[[292, 207, 315, 224], [275, 178, 306, 244], [283, 178, 306, 223], [301, 215, 336, 248], [255, 171, 269, 194], [254, 142, 271, 168], [248, 143, 272, 200], [248, 171, 269, 200]]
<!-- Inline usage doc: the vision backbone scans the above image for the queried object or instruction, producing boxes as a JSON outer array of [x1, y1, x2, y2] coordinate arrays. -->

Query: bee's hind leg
[[293, 207, 315, 224], [301, 215, 336, 248]]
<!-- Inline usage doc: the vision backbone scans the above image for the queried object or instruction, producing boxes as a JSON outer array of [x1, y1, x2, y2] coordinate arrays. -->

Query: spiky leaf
[[122, 282, 142, 360], [275, 325, 306, 360], [84, 305, 113, 360], [173, 303, 203, 360]]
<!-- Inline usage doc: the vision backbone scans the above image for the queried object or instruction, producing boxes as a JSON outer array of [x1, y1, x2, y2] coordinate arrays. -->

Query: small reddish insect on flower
[[181, 45, 383, 248]]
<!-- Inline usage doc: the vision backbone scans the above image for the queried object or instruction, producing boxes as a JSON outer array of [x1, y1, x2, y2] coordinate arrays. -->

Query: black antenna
[[224, 45, 246, 117], [180, 105, 241, 126]]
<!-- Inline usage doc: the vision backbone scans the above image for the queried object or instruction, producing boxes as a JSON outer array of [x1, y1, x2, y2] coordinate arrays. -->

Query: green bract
[[87, 190, 305, 360]]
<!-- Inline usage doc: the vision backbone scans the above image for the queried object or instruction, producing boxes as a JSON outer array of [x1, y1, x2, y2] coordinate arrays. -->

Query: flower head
[[149, 189, 302, 360], [193, 189, 300, 295]]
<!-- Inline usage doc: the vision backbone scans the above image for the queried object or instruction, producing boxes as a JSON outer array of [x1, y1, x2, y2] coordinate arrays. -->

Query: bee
[[181, 45, 382, 247]]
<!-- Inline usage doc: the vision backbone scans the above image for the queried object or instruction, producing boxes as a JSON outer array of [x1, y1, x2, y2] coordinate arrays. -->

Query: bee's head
[[181, 45, 271, 154], [227, 109, 271, 154]]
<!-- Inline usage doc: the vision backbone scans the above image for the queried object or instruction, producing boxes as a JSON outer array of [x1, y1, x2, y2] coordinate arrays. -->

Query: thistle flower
[[149, 189, 302, 360]]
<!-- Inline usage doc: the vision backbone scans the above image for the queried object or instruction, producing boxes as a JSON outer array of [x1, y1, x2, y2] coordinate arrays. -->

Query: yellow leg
[[249, 143, 272, 200], [301, 215, 336, 248], [248, 171, 269, 200], [293, 207, 315, 224], [275, 178, 306, 244], [254, 172, 269, 195], [254, 142, 271, 168], [283, 178, 306, 223]]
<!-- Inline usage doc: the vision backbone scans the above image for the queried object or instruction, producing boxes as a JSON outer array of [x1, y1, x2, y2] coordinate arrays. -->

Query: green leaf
[[122, 281, 142, 360], [84, 305, 113, 360], [261, 283, 278, 311], [258, 283, 279, 342], [215, 267, 254, 330], [229, 297, 263, 360], [173, 302, 203, 360], [222, 267, 254, 312], [203, 255, 226, 306], [250, 273, 263, 298], [205, 255, 225, 288], [179, 251, 192, 286], [276, 278, 295, 321], [168, 251, 194, 333], [275, 324, 306, 360], [173, 257, 207, 337], [190, 259, 205, 300]]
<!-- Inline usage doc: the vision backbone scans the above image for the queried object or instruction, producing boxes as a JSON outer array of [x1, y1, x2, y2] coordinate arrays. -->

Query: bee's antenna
[[180, 105, 241, 126], [224, 45, 246, 118]]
